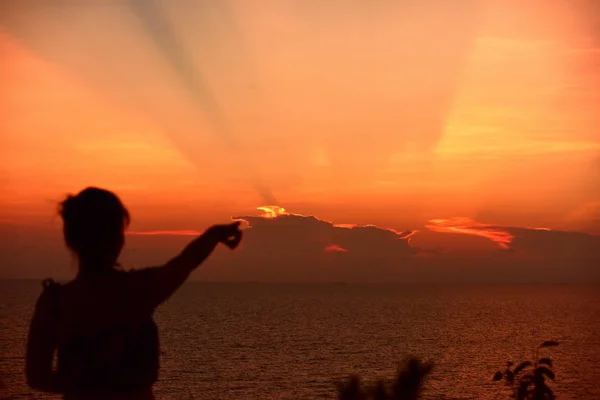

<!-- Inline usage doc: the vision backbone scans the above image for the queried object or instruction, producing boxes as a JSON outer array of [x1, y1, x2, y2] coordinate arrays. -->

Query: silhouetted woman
[[26, 187, 242, 399]]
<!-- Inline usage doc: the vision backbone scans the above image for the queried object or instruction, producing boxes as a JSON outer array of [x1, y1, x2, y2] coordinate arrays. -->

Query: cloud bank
[[124, 207, 600, 284], [4, 207, 598, 283]]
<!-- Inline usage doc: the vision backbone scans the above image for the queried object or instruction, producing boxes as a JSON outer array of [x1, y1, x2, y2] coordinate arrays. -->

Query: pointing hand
[[212, 221, 243, 250]]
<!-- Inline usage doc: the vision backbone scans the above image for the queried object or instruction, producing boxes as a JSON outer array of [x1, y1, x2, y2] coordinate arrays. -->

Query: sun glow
[[256, 206, 288, 218]]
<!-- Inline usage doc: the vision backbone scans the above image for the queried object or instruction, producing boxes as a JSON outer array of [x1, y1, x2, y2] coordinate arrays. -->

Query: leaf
[[520, 374, 534, 384], [540, 341, 560, 348], [393, 358, 432, 400], [337, 375, 364, 400], [493, 371, 503, 381], [516, 380, 532, 400], [535, 366, 555, 381], [538, 357, 553, 367], [543, 384, 557, 400], [506, 370, 515, 385], [370, 381, 388, 400], [514, 361, 533, 375], [530, 382, 554, 400]]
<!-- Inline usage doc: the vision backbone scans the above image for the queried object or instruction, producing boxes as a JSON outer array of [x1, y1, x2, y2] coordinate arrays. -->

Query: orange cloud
[[332, 223, 417, 241], [425, 217, 514, 249], [128, 230, 202, 236], [247, 207, 417, 245], [325, 244, 347, 252]]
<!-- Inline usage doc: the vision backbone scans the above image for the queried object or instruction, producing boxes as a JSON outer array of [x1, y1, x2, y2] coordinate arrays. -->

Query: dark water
[[1, 281, 599, 399]]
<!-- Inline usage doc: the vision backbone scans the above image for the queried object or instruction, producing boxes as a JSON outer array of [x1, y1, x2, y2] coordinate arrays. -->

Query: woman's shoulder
[[36, 278, 60, 297], [41, 278, 61, 290], [31, 278, 63, 326], [37, 278, 65, 302]]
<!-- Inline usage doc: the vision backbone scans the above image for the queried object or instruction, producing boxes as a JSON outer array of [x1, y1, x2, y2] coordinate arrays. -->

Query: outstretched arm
[[126, 222, 242, 315], [26, 286, 62, 394]]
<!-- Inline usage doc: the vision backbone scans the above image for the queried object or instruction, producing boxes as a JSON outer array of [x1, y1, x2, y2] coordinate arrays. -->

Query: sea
[[1, 281, 599, 400]]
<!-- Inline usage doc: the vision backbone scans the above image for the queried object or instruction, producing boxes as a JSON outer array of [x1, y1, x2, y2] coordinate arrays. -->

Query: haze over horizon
[[1, 0, 599, 282]]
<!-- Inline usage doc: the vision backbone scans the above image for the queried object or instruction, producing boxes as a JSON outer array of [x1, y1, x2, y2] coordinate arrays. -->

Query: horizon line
[[1, 278, 598, 286]]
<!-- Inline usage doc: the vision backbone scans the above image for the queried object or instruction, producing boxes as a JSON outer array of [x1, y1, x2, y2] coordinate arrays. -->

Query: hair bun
[[59, 194, 79, 220], [58, 188, 130, 265]]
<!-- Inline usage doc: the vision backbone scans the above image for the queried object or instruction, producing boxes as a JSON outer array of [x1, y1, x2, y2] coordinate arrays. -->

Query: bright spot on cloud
[[257, 206, 288, 218], [425, 217, 515, 249], [324, 244, 348, 252]]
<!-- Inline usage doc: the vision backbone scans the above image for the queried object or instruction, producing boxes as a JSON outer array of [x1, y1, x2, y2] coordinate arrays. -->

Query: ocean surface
[[1, 281, 598, 400]]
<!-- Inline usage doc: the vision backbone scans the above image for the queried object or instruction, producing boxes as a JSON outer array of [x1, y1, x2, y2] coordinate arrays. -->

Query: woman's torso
[[46, 273, 160, 399]]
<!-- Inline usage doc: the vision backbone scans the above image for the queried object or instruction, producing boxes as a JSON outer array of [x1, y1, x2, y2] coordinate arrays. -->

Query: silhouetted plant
[[492, 341, 559, 400], [336, 357, 433, 400]]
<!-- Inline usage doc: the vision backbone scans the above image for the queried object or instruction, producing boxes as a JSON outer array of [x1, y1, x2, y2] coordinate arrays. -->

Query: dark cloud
[[173, 212, 600, 284], [506, 226, 599, 258], [3, 209, 598, 284], [204, 212, 417, 282]]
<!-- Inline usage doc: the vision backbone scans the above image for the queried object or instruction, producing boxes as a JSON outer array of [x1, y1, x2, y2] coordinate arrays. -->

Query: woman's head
[[59, 187, 130, 274]]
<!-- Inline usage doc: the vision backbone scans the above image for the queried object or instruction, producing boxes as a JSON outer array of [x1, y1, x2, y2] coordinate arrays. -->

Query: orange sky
[[1, 0, 599, 280]]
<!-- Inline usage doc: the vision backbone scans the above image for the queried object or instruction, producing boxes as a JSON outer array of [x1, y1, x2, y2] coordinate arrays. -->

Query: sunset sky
[[1, 0, 598, 282]]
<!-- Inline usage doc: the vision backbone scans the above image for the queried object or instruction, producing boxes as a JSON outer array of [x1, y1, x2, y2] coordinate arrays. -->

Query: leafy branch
[[337, 357, 433, 400], [492, 341, 559, 400]]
